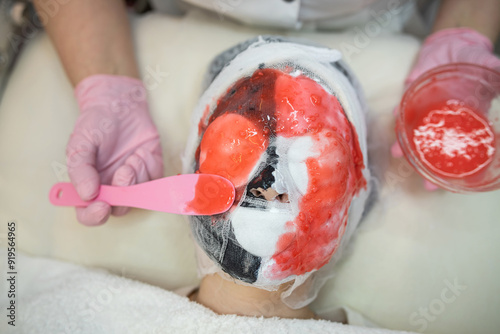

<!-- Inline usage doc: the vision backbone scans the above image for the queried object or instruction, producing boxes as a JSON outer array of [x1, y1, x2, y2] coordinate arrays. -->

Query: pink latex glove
[[66, 75, 163, 226], [404, 27, 500, 87], [392, 27, 500, 190]]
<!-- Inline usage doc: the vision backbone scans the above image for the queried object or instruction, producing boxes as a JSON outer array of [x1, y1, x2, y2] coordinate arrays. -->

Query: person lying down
[[182, 36, 373, 322]]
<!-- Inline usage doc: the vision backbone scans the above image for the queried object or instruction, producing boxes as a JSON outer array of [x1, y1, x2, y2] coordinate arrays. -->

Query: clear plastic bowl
[[396, 63, 500, 193]]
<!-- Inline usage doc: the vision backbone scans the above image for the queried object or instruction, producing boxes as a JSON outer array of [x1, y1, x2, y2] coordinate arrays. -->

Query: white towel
[[0, 251, 415, 334]]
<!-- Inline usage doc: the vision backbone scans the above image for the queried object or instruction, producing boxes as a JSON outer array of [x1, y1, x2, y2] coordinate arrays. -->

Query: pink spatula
[[49, 174, 235, 215]]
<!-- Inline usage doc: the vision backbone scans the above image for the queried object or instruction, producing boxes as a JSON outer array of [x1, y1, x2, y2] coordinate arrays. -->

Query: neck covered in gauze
[[183, 37, 371, 308]]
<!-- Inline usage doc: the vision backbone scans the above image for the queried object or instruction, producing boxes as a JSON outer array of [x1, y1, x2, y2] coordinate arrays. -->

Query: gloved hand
[[67, 74, 164, 226], [392, 27, 500, 190], [404, 27, 500, 87]]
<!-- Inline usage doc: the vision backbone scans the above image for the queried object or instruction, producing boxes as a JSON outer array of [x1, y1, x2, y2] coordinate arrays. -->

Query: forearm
[[33, 0, 139, 86], [432, 0, 500, 42]]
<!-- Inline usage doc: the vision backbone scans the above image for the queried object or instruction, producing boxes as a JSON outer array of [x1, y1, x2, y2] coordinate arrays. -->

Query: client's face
[[189, 68, 366, 286]]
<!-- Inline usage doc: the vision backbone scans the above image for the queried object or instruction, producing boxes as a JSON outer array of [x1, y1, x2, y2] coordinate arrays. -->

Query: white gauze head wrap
[[182, 36, 371, 308]]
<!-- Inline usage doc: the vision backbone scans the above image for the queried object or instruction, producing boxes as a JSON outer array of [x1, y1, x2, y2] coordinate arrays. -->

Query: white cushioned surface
[[0, 10, 498, 333]]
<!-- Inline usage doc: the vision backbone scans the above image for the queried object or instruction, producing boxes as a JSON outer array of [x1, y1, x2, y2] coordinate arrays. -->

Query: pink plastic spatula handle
[[49, 174, 235, 215]]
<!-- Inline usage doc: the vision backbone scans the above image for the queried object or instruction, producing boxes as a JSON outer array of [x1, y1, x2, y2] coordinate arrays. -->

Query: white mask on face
[[183, 37, 371, 303]]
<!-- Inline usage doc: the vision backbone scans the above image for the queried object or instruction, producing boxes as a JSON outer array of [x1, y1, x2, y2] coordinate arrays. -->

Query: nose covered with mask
[[183, 37, 370, 289]]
